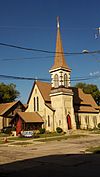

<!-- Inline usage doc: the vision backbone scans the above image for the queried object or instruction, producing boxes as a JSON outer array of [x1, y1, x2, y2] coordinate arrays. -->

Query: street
[[0, 133, 100, 177]]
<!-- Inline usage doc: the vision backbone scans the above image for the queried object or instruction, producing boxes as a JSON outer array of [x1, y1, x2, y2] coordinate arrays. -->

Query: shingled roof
[[16, 112, 44, 123], [27, 80, 99, 114], [0, 101, 18, 116], [27, 81, 51, 104], [50, 18, 70, 71], [72, 87, 99, 113]]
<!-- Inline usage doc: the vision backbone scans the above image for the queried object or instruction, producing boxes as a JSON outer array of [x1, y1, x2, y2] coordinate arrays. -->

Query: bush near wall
[[56, 127, 63, 133]]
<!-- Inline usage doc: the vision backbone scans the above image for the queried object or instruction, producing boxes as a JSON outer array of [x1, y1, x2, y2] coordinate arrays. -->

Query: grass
[[36, 134, 87, 142], [0, 139, 14, 144], [8, 136, 33, 141], [86, 146, 100, 153], [10, 142, 33, 146], [0, 133, 9, 137], [0, 140, 4, 144], [39, 132, 64, 138], [0, 132, 87, 144]]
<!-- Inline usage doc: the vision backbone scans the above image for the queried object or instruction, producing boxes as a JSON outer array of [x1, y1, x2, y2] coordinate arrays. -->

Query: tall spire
[[50, 17, 70, 71]]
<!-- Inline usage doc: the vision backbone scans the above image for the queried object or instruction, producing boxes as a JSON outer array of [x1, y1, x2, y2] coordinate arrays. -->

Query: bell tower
[[49, 17, 76, 132]]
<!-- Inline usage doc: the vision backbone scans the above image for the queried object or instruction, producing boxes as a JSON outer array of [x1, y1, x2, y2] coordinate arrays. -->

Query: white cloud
[[89, 71, 100, 76]]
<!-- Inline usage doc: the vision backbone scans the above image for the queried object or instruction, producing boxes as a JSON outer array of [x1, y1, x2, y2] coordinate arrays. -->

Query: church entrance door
[[67, 114, 72, 129]]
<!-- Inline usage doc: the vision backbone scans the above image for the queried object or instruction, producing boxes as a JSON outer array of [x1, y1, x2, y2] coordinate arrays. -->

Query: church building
[[26, 18, 100, 132]]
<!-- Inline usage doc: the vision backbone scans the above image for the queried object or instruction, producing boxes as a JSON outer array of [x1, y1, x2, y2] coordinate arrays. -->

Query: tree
[[0, 82, 20, 103], [75, 82, 100, 106]]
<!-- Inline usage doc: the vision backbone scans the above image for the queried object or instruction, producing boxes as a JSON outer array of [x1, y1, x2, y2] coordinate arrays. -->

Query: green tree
[[75, 82, 100, 106], [0, 82, 20, 103]]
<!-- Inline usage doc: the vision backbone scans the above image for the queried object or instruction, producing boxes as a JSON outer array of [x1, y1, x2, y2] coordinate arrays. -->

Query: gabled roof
[[27, 80, 99, 114], [17, 112, 44, 123], [85, 94, 99, 110], [50, 19, 70, 71], [72, 87, 99, 113], [27, 81, 51, 104], [0, 100, 26, 116], [72, 87, 98, 106], [0, 101, 19, 116], [37, 81, 51, 102], [74, 105, 98, 113]]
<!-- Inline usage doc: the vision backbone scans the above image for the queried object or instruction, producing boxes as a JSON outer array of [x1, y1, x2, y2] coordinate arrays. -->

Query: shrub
[[2, 127, 12, 134], [39, 128, 46, 134], [98, 123, 100, 129], [33, 134, 40, 138], [56, 127, 63, 133]]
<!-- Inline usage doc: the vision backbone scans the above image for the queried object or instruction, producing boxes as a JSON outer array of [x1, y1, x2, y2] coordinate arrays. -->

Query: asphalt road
[[0, 133, 100, 177]]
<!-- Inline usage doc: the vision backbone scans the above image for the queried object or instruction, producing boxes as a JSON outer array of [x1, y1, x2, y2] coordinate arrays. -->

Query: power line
[[0, 42, 100, 55], [0, 75, 49, 81], [0, 74, 100, 82], [0, 55, 55, 61], [0, 26, 96, 30]]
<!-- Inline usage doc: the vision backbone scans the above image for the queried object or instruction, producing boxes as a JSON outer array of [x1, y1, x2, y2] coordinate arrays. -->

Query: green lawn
[[8, 137, 33, 141], [11, 142, 33, 146], [0, 132, 87, 143], [35, 134, 87, 142], [0, 139, 14, 144], [0, 133, 9, 137]]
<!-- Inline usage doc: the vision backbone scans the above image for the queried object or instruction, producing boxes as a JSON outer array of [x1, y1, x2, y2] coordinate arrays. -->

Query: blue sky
[[0, 0, 100, 103]]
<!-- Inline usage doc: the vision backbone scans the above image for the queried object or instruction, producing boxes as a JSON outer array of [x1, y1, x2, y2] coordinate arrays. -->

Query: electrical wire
[[0, 74, 100, 82], [0, 42, 100, 55], [0, 55, 55, 61]]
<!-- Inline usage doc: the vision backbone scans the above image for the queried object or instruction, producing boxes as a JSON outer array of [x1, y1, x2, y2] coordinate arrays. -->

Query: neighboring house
[[10, 112, 44, 135], [0, 100, 26, 130], [25, 19, 100, 132]]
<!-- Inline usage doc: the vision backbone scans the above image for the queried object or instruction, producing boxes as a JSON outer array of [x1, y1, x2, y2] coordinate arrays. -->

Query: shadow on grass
[[0, 153, 100, 177]]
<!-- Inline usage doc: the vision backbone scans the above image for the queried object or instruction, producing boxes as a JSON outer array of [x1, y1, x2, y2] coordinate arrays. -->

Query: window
[[59, 120, 61, 126], [54, 74, 59, 88], [48, 116, 50, 127], [34, 97, 36, 111], [37, 97, 39, 111], [64, 74, 68, 87]]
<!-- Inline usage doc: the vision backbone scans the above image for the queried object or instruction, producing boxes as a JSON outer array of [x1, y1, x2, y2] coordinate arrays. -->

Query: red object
[[16, 118, 22, 136], [67, 114, 72, 129]]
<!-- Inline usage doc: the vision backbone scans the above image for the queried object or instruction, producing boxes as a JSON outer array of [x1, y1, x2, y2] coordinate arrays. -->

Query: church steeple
[[49, 17, 71, 88], [50, 17, 70, 71]]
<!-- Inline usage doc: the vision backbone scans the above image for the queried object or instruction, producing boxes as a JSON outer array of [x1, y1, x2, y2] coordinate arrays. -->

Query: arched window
[[54, 74, 59, 88], [48, 116, 50, 127], [37, 97, 39, 111], [34, 97, 36, 111], [64, 74, 68, 87]]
